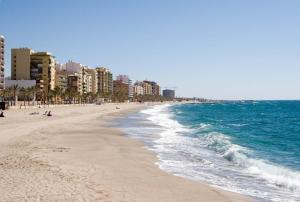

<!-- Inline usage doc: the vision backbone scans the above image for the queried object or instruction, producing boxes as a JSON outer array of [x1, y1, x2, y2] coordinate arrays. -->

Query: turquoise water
[[118, 101, 300, 201]]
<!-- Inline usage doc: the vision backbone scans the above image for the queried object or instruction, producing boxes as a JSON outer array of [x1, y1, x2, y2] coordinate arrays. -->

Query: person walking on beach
[[47, 111, 52, 117]]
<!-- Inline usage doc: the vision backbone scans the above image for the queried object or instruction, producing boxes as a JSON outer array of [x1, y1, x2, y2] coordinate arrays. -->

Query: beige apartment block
[[55, 69, 68, 91], [86, 68, 98, 94], [143, 82, 152, 95], [11, 48, 32, 80], [11, 48, 56, 94], [95, 67, 113, 95], [134, 84, 144, 95], [79, 67, 93, 94], [30, 52, 56, 93]]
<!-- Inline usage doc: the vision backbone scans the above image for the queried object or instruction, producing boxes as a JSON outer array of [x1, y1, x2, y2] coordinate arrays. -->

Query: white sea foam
[[203, 132, 300, 192], [141, 104, 189, 133], [136, 104, 300, 201]]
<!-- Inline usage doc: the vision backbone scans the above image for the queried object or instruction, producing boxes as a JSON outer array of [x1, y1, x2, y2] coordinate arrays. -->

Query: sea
[[115, 101, 300, 201]]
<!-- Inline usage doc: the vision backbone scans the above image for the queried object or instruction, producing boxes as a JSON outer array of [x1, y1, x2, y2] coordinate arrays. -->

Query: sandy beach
[[0, 103, 249, 202]]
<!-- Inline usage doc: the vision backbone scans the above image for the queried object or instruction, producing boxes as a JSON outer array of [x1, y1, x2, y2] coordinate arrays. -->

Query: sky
[[0, 0, 300, 100]]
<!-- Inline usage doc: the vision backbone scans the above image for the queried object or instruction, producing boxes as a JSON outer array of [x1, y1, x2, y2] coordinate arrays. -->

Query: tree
[[11, 85, 19, 106], [52, 86, 62, 104], [26, 86, 37, 105], [19, 87, 27, 107]]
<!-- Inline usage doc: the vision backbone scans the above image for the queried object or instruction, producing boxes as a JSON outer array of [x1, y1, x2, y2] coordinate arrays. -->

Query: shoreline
[[0, 103, 249, 201]]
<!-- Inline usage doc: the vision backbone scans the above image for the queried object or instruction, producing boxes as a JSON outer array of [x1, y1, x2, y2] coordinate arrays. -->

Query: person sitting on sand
[[47, 111, 52, 117], [43, 111, 48, 115], [30, 112, 39, 115], [0, 111, 4, 117]]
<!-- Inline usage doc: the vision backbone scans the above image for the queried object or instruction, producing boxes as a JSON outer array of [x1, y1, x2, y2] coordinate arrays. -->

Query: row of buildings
[[0, 34, 176, 101], [0, 35, 4, 91]]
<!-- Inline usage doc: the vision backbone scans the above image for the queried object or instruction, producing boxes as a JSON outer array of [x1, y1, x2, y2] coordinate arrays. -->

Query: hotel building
[[0, 35, 4, 90]]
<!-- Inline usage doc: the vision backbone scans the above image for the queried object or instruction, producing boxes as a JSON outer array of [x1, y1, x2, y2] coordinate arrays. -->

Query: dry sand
[[0, 103, 250, 202]]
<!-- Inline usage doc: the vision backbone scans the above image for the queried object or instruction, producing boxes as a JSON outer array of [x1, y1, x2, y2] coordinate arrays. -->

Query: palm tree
[[52, 86, 62, 104], [10, 84, 19, 106], [26, 86, 37, 106], [65, 88, 76, 104], [19, 87, 27, 107], [47, 90, 54, 105]]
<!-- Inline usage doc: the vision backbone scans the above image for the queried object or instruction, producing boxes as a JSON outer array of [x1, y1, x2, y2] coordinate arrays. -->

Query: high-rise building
[[67, 74, 81, 93], [11, 48, 56, 94], [163, 89, 175, 100], [30, 52, 56, 93], [11, 48, 33, 80], [142, 82, 152, 95], [116, 75, 133, 98], [143, 80, 161, 96], [0, 35, 4, 90], [58, 61, 96, 94], [55, 68, 68, 92], [113, 80, 129, 101], [79, 66, 93, 94], [134, 84, 144, 96], [86, 68, 98, 94], [95, 67, 113, 95]]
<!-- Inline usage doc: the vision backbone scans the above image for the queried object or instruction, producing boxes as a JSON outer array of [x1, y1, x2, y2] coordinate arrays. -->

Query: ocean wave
[[195, 123, 211, 130], [137, 104, 300, 201], [141, 104, 190, 133], [202, 132, 300, 192]]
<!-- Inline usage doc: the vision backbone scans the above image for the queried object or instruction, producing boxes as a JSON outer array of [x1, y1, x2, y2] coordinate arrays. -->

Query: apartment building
[[143, 80, 161, 96], [134, 84, 144, 96], [113, 80, 129, 101], [95, 67, 113, 95], [79, 67, 93, 94], [30, 52, 56, 93], [86, 68, 98, 94], [55, 69, 68, 91], [142, 81, 152, 95], [116, 75, 133, 98], [67, 74, 81, 93], [11, 48, 56, 94]]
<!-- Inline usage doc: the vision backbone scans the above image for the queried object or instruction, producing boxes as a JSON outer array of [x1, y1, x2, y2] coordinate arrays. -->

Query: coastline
[[0, 103, 249, 201]]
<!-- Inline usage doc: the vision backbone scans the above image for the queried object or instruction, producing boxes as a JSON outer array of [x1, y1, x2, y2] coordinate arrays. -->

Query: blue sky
[[1, 0, 300, 99]]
